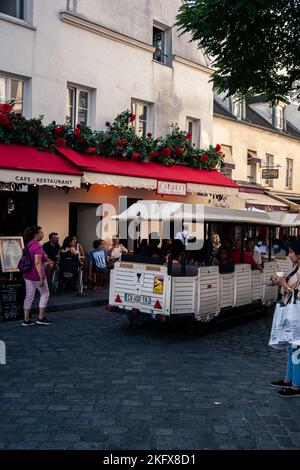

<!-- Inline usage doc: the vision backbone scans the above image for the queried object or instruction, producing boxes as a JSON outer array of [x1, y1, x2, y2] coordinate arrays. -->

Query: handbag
[[17, 246, 33, 273], [269, 291, 300, 349]]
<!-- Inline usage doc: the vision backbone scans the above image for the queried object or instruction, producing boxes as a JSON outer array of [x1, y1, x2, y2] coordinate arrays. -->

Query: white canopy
[[112, 200, 281, 225]]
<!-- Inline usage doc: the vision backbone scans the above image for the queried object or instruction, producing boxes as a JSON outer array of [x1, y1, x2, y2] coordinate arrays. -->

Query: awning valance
[[57, 147, 239, 195], [0, 143, 82, 187]]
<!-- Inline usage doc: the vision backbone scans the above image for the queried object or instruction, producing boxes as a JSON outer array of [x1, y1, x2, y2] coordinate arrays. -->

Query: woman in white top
[[271, 240, 300, 397], [108, 236, 128, 262]]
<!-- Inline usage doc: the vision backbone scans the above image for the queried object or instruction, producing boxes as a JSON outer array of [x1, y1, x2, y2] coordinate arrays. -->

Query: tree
[[176, 0, 300, 104]]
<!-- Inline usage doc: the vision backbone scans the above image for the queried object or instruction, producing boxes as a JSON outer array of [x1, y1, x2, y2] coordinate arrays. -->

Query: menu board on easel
[[0, 236, 24, 273]]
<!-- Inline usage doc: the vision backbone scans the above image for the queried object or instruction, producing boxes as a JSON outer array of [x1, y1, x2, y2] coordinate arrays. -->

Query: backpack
[[17, 246, 33, 273]]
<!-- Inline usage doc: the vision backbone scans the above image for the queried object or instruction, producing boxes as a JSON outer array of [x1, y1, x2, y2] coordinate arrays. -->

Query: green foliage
[[176, 0, 300, 104]]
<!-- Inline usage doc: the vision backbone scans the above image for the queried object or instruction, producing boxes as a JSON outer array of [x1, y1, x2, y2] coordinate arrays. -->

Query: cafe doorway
[[69, 203, 103, 252]]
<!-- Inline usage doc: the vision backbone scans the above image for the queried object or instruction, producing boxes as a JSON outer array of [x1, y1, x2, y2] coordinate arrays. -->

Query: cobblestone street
[[1, 307, 300, 450]]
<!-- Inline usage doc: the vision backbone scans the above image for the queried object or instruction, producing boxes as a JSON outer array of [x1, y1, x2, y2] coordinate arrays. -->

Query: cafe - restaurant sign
[[157, 180, 187, 196], [0, 169, 81, 188]]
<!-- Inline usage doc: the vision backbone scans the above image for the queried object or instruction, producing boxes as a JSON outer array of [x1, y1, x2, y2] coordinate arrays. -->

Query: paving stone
[[0, 305, 298, 450]]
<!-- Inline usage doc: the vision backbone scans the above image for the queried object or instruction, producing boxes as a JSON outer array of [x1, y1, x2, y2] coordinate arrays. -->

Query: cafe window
[[66, 85, 90, 128], [0, 0, 25, 19], [247, 150, 260, 184], [153, 24, 172, 65], [286, 158, 293, 190], [265, 154, 274, 187], [186, 117, 201, 146], [131, 100, 152, 138], [0, 75, 24, 113]]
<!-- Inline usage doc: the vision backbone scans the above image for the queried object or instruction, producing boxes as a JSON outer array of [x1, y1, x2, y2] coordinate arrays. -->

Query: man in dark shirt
[[43, 232, 60, 262]]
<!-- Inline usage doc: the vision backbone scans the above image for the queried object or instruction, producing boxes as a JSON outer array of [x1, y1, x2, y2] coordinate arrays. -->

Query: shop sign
[[262, 169, 279, 179], [0, 169, 81, 188], [0, 183, 28, 192], [157, 181, 187, 196]]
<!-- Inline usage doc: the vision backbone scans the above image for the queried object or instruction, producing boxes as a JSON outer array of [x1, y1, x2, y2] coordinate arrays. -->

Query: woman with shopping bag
[[270, 240, 300, 397]]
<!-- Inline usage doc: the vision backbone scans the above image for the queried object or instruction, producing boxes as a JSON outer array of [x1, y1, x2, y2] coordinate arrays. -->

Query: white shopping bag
[[269, 301, 300, 350]]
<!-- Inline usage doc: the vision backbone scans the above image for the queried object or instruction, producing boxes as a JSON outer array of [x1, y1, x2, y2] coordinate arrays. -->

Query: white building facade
[[0, 0, 213, 146], [3, 0, 241, 246]]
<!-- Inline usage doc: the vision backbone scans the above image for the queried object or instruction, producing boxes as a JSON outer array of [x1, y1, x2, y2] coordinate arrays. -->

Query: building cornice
[[173, 55, 213, 75], [214, 112, 300, 145], [60, 11, 156, 54]]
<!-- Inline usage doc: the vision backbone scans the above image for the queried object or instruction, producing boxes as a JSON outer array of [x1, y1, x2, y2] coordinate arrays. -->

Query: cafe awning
[[57, 147, 239, 195], [0, 143, 82, 187], [238, 191, 289, 211], [222, 145, 235, 169], [112, 200, 280, 225], [247, 150, 261, 165]]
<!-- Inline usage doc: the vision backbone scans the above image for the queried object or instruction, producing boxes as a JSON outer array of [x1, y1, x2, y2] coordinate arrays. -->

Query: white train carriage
[[108, 202, 282, 326]]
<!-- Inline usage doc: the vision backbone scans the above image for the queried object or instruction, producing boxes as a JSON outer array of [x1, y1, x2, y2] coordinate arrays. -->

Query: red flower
[[185, 132, 192, 140], [85, 147, 97, 155], [0, 102, 13, 113], [201, 154, 209, 162], [131, 152, 141, 160], [147, 132, 152, 138], [178, 133, 182, 138], [117, 139, 126, 147], [149, 151, 159, 158], [129, 113, 136, 123], [175, 146, 184, 156], [211, 162, 217, 167], [74, 125, 81, 136], [55, 137, 67, 148], [105, 121, 111, 127], [54, 125, 65, 135], [0, 113, 10, 126], [215, 144, 222, 152], [160, 147, 172, 157]]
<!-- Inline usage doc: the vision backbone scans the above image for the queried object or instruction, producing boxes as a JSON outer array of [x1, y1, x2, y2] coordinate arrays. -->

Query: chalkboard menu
[[0, 280, 25, 320]]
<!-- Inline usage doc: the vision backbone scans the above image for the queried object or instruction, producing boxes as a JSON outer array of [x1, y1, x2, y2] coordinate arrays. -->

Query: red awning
[[57, 147, 238, 189], [0, 143, 82, 187]]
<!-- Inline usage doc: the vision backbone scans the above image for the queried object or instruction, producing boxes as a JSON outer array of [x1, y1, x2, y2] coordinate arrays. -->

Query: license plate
[[124, 293, 151, 304]]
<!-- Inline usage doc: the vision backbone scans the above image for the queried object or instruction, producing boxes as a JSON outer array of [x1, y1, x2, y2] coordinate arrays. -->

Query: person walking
[[271, 240, 300, 397], [22, 226, 52, 326]]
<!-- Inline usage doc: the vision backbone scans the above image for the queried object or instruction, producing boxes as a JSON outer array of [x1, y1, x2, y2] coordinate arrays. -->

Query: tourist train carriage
[[108, 202, 295, 327]]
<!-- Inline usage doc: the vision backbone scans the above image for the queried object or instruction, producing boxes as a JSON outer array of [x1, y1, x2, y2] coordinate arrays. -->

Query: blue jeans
[[285, 346, 300, 387]]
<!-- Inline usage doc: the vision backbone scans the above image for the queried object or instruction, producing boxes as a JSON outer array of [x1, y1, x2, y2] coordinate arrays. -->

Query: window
[[221, 167, 233, 179], [186, 117, 201, 146], [153, 24, 172, 65], [66, 85, 90, 128], [131, 101, 150, 138], [286, 159, 293, 190], [0, 0, 24, 19], [274, 105, 284, 130], [231, 97, 246, 120], [0, 75, 24, 113], [247, 150, 259, 183], [265, 154, 274, 187]]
